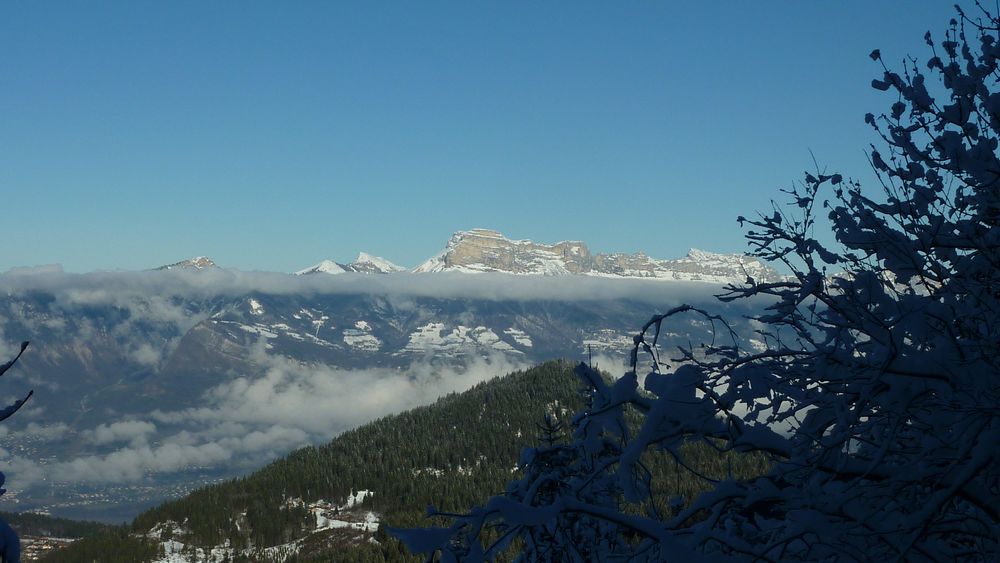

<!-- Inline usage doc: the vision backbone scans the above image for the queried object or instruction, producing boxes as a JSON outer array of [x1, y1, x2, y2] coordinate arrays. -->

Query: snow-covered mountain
[[296, 253, 405, 276], [0, 232, 779, 522], [291, 230, 778, 284], [413, 229, 781, 284], [348, 252, 406, 274], [155, 256, 217, 271], [296, 259, 348, 275]]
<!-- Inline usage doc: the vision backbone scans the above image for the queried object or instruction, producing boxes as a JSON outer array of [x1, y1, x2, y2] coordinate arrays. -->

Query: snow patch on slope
[[248, 298, 264, 316], [412, 249, 448, 273], [343, 320, 381, 352], [399, 323, 521, 356], [149, 492, 379, 562], [504, 328, 533, 347]]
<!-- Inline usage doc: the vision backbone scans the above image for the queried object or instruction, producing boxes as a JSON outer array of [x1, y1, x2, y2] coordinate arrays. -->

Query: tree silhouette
[[393, 4, 1000, 561], [0, 341, 34, 563]]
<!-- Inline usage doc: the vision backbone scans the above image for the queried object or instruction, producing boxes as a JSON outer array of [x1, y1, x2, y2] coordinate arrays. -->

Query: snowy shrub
[[392, 4, 999, 562], [0, 342, 33, 563]]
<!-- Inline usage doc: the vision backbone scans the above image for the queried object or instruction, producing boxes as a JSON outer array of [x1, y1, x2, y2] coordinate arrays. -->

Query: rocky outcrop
[[155, 256, 217, 271], [414, 229, 782, 284], [415, 229, 588, 275]]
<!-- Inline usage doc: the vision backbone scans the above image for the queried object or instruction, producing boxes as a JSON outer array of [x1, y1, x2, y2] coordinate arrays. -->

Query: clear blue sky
[[1, 1, 958, 272]]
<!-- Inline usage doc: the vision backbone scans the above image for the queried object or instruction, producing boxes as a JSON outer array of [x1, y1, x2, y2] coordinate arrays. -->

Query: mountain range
[[292, 229, 781, 283], [295, 253, 406, 276], [0, 229, 774, 526], [411, 229, 781, 283]]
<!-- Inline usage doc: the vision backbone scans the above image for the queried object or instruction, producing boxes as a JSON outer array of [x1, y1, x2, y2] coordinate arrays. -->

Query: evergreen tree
[[0, 341, 34, 563]]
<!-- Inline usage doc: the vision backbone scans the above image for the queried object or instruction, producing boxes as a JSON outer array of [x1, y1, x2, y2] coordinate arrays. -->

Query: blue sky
[[1, 1, 958, 272]]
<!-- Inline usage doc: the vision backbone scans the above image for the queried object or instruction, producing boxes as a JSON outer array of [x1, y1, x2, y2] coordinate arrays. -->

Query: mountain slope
[[0, 512, 112, 561], [349, 253, 406, 274], [49, 361, 771, 562], [294, 259, 348, 275], [46, 361, 584, 561], [0, 264, 768, 521], [154, 257, 217, 271]]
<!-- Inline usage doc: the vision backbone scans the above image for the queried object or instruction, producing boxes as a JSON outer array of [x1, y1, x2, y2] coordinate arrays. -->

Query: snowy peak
[[155, 256, 217, 271], [350, 252, 405, 274], [296, 253, 405, 276], [296, 260, 348, 276], [413, 229, 781, 284]]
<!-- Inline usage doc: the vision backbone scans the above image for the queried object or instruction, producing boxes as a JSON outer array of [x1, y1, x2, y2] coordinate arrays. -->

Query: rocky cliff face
[[414, 229, 781, 284], [414, 229, 588, 275]]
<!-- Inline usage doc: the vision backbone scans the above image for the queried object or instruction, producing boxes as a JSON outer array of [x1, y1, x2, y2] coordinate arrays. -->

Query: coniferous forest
[[43, 361, 769, 562]]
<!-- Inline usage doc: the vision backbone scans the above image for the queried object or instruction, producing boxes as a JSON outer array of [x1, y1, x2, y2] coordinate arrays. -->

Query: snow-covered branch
[[392, 5, 1000, 561]]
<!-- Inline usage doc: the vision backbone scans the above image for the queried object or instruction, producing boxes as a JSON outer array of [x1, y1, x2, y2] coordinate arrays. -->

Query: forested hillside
[[46, 361, 769, 562], [0, 511, 108, 539]]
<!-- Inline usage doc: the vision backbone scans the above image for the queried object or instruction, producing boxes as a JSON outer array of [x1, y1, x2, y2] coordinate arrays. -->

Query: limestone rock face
[[426, 229, 590, 275], [414, 229, 782, 284]]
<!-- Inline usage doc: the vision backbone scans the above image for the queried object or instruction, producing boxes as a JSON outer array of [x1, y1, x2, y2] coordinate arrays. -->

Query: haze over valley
[[0, 230, 774, 522]]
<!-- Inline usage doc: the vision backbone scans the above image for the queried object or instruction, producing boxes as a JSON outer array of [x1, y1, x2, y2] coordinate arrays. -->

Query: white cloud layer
[[0, 268, 728, 305], [0, 269, 758, 497], [85, 421, 158, 448], [1, 352, 528, 488]]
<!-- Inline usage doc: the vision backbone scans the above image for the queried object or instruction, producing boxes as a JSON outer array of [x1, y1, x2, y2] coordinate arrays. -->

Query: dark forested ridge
[[0, 511, 109, 539], [0, 511, 122, 562], [46, 361, 767, 562]]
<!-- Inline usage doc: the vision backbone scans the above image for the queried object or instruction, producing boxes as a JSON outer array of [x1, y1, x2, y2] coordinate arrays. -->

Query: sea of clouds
[[0, 268, 752, 507], [0, 349, 529, 489]]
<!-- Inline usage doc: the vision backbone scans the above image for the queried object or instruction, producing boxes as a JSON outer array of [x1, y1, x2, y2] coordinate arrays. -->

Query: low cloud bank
[[85, 421, 158, 448], [0, 352, 528, 488], [0, 268, 730, 305], [0, 268, 765, 498]]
